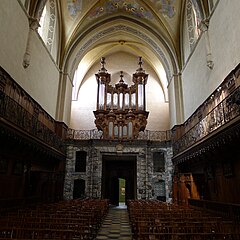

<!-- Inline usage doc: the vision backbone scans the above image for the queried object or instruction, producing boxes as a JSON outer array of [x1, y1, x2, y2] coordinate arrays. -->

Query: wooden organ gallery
[[94, 57, 149, 141]]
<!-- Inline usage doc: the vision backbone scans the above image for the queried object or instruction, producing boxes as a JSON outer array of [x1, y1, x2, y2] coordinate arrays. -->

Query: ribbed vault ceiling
[[30, 0, 185, 101]]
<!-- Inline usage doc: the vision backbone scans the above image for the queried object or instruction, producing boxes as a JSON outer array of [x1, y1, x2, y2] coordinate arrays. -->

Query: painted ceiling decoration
[[88, 0, 153, 19], [67, 0, 82, 18], [158, 0, 176, 18], [52, 0, 184, 104]]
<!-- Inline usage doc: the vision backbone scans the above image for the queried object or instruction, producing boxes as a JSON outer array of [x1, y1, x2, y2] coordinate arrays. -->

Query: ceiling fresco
[[67, 0, 82, 18], [52, 0, 184, 103], [66, 0, 177, 19], [62, 0, 181, 41], [15, 0, 185, 108], [88, 0, 154, 19]]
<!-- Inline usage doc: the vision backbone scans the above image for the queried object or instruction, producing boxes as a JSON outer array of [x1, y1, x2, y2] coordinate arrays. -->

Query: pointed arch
[[181, 0, 205, 64]]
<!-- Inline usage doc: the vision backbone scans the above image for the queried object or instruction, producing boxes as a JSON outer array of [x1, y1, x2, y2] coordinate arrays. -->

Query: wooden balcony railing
[[0, 92, 65, 154], [0, 66, 66, 155], [172, 86, 240, 155], [66, 128, 172, 142], [172, 63, 240, 156]]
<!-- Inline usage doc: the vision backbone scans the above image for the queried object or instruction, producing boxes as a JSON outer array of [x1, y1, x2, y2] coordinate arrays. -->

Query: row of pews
[[127, 200, 240, 240], [0, 198, 109, 239]]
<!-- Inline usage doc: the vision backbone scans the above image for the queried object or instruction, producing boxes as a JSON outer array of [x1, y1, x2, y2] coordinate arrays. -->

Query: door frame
[[101, 154, 137, 205]]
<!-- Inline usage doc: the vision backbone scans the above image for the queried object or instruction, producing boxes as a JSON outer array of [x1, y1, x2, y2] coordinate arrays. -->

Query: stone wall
[[64, 140, 173, 203]]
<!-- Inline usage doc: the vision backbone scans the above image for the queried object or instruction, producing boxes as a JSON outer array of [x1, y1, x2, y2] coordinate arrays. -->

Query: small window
[[186, 0, 202, 51], [153, 152, 165, 172], [75, 151, 87, 172]]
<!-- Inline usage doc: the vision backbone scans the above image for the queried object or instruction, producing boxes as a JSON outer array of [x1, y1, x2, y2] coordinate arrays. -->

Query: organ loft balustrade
[[93, 57, 149, 141]]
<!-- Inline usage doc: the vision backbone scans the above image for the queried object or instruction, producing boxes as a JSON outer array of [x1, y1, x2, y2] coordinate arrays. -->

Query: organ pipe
[[94, 57, 149, 141]]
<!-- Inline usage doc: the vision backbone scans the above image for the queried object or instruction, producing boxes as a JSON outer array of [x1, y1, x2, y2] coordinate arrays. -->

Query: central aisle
[[95, 205, 133, 240]]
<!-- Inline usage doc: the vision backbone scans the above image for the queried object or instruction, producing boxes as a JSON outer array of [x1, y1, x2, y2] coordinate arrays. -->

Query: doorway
[[102, 155, 137, 206], [119, 178, 126, 206]]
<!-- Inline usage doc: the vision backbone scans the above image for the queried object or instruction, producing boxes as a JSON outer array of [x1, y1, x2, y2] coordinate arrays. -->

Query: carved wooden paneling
[[0, 66, 65, 154], [172, 63, 240, 157]]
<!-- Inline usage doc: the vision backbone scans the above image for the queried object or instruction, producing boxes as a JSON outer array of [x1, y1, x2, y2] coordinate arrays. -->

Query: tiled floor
[[95, 205, 133, 240]]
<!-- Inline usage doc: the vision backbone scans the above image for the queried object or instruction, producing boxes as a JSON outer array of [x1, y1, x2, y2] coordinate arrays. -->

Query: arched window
[[186, 0, 202, 51], [37, 0, 57, 54], [38, 4, 47, 38], [182, 0, 204, 63]]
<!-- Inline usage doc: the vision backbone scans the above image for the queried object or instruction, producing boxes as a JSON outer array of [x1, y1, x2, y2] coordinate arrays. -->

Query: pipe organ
[[93, 57, 149, 141]]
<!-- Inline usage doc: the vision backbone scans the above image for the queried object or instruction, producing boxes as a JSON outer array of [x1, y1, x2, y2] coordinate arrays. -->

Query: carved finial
[[99, 57, 107, 73], [136, 56, 145, 73], [138, 56, 143, 68], [115, 71, 128, 89], [119, 71, 124, 83], [101, 57, 105, 67]]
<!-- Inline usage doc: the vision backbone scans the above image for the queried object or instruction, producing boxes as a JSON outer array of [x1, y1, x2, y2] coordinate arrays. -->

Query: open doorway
[[102, 155, 137, 206], [119, 178, 126, 207]]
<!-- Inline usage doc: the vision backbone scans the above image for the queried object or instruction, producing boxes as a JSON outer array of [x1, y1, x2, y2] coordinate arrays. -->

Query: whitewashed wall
[[181, 0, 240, 121], [0, 0, 60, 119]]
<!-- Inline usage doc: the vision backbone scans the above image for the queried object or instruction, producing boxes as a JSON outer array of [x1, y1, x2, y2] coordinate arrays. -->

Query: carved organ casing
[[93, 57, 149, 141]]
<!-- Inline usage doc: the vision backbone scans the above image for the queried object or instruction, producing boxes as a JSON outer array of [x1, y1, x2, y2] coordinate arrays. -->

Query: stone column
[[56, 71, 73, 123], [172, 73, 184, 125]]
